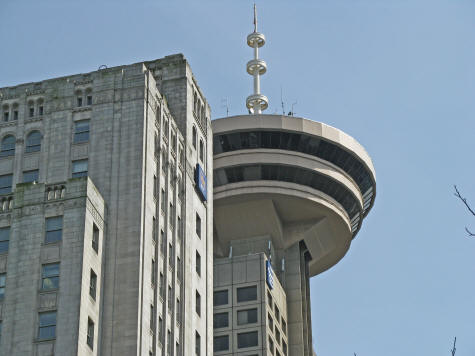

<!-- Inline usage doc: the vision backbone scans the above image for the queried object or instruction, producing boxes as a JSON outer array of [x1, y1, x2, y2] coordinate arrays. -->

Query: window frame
[[72, 159, 88, 178], [25, 131, 42, 153], [38, 311, 57, 340], [45, 216, 63, 243], [0, 227, 10, 254], [23, 169, 39, 183], [41, 262, 60, 291], [0, 135, 15, 157], [73, 120, 90, 144]]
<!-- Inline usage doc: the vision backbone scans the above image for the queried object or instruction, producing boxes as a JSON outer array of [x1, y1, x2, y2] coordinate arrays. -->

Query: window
[[77, 97, 83, 107], [275, 327, 281, 345], [268, 313, 273, 333], [237, 286, 257, 303], [169, 203, 174, 229], [3, 112, 8, 122], [23, 169, 39, 183], [26, 131, 42, 153], [274, 305, 280, 323], [168, 243, 173, 266], [158, 317, 163, 341], [282, 318, 287, 335], [159, 273, 164, 299], [213, 290, 228, 306], [38, 311, 56, 340], [151, 259, 156, 286], [196, 251, 201, 276], [72, 159, 88, 178], [195, 331, 201, 356], [168, 286, 172, 309], [153, 175, 157, 198], [13, 110, 18, 120], [38, 105, 44, 116], [213, 312, 229, 329], [0, 273, 5, 300], [213, 335, 229, 352], [192, 126, 197, 149], [177, 256, 182, 282], [90, 269, 97, 300], [237, 308, 257, 325], [152, 217, 157, 242], [160, 230, 165, 254], [283, 340, 287, 355], [268, 336, 274, 354], [45, 216, 62, 243], [73, 120, 90, 143], [0, 135, 15, 157], [267, 290, 273, 308], [237, 331, 258, 348], [161, 189, 166, 212], [196, 291, 201, 316], [199, 139, 204, 162], [87, 318, 94, 349], [92, 224, 99, 252], [0, 174, 12, 195], [167, 330, 171, 355], [150, 305, 155, 330], [41, 263, 60, 290], [0, 227, 9, 254], [176, 298, 181, 321], [29, 107, 34, 117], [87, 95, 92, 106], [195, 213, 201, 238]]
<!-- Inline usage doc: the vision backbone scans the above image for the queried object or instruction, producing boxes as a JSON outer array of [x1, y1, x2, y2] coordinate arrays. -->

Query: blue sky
[[1, 1, 474, 355]]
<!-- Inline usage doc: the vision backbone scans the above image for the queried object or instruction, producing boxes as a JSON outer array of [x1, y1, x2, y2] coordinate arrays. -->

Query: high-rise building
[[211, 6, 376, 356], [0, 55, 213, 356]]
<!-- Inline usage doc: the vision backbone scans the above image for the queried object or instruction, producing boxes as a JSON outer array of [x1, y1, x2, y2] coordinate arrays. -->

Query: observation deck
[[212, 114, 376, 276]]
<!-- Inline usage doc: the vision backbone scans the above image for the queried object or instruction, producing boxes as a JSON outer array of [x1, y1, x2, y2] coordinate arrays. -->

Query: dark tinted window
[[74, 120, 90, 143], [213, 290, 228, 306], [213, 335, 229, 352], [237, 308, 258, 325], [0, 135, 15, 157], [23, 169, 39, 183], [214, 164, 361, 232], [214, 130, 374, 213], [237, 331, 258, 348], [237, 286, 257, 303], [45, 216, 62, 243], [38, 311, 56, 340], [0, 174, 12, 195], [0, 227, 9, 253], [213, 312, 229, 328], [41, 263, 60, 290], [26, 131, 41, 153]]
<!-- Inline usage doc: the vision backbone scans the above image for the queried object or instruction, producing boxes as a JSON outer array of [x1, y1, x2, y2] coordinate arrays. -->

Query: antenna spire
[[253, 3, 257, 32], [246, 4, 268, 115]]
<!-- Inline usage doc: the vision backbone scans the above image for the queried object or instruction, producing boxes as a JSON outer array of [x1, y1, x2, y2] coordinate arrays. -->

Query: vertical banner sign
[[195, 163, 207, 201], [266, 260, 274, 290]]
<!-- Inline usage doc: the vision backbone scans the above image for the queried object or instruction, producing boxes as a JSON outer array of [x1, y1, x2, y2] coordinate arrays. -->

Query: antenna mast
[[246, 4, 268, 114]]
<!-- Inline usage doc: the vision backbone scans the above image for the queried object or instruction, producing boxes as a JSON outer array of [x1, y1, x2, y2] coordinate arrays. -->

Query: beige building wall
[[213, 253, 288, 356]]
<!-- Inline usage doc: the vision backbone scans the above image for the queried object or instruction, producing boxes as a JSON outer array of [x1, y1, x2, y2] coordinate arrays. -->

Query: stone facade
[[0, 54, 213, 356]]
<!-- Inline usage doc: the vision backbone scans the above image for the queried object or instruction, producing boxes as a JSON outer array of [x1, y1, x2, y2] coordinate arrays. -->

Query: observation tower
[[211, 6, 376, 356]]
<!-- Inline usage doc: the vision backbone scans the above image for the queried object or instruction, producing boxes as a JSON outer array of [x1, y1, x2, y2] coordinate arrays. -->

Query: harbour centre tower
[[211, 6, 376, 356]]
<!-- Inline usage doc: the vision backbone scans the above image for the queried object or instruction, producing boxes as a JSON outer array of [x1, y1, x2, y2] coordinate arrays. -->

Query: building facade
[[0, 54, 213, 356]]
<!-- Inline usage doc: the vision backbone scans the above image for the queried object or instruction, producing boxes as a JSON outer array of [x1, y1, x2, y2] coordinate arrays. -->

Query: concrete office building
[[0, 55, 213, 355], [211, 7, 376, 356]]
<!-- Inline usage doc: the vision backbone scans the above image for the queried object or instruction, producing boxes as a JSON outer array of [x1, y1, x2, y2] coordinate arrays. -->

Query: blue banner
[[195, 163, 207, 201]]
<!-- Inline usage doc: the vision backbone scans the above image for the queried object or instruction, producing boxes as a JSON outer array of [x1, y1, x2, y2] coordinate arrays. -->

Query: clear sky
[[1, 1, 474, 355]]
